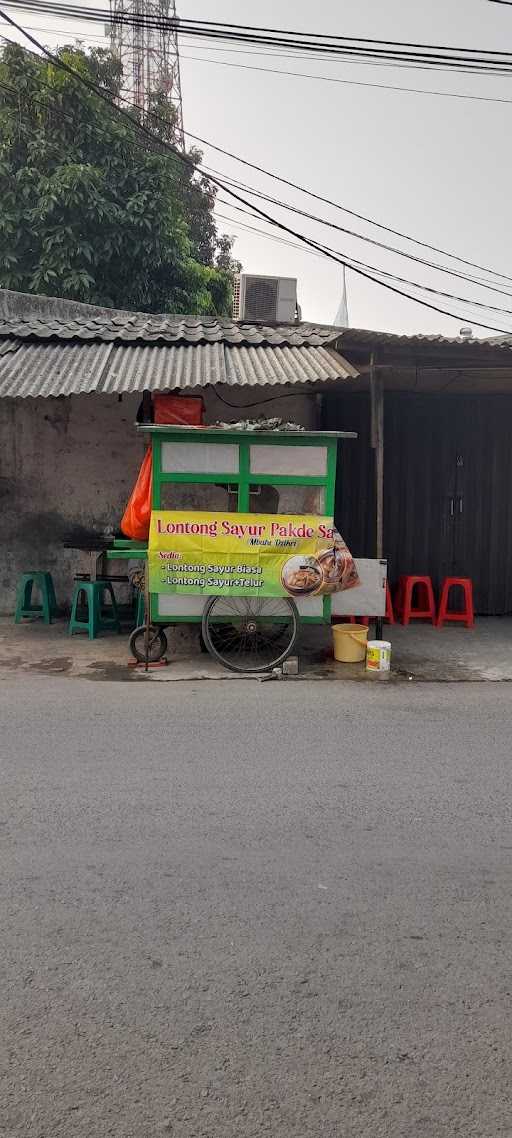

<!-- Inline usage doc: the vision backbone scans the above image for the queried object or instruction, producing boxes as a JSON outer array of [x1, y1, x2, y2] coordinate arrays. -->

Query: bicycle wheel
[[202, 596, 298, 673], [129, 625, 168, 663]]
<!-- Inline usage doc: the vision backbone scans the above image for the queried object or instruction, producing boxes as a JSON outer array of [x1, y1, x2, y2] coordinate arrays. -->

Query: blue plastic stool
[[15, 572, 58, 624], [69, 581, 121, 639]]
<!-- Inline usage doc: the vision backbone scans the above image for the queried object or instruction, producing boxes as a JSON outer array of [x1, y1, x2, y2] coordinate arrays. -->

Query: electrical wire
[[214, 200, 512, 299], [6, 17, 512, 288], [215, 209, 332, 259], [179, 50, 512, 107], [182, 141, 512, 289], [13, 22, 512, 102], [211, 184, 512, 299], [4, 23, 512, 301], [213, 200, 512, 320], [15, 18, 512, 84], [5, 0, 512, 75], [2, 70, 510, 321], [2, 10, 512, 335], [5, 26, 512, 302], [7, 27, 512, 297]]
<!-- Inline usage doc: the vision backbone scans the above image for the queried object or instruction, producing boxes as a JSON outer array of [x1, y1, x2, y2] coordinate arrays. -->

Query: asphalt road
[[2, 676, 512, 1137]]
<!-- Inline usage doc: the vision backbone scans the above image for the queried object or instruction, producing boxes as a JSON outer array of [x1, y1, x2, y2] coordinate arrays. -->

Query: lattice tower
[[109, 0, 184, 147]]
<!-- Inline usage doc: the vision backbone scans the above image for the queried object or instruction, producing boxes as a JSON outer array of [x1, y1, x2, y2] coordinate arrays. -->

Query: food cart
[[114, 422, 386, 672]]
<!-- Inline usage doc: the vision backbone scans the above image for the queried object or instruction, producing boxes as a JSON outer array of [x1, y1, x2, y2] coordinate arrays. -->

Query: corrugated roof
[[0, 314, 340, 348], [0, 340, 114, 397], [225, 344, 357, 387], [0, 290, 341, 349], [0, 338, 357, 398], [103, 342, 226, 392], [3, 290, 511, 354], [338, 328, 512, 353]]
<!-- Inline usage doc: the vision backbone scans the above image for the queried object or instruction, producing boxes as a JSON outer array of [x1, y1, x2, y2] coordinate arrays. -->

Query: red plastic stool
[[395, 575, 436, 626], [436, 577, 474, 629], [385, 583, 395, 625], [347, 615, 370, 626]]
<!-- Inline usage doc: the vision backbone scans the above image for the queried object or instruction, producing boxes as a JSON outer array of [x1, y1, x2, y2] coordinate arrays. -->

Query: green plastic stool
[[69, 581, 121, 639], [15, 572, 58, 624]]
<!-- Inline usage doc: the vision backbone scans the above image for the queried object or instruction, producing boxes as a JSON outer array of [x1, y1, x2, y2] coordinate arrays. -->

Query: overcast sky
[[2, 0, 512, 334]]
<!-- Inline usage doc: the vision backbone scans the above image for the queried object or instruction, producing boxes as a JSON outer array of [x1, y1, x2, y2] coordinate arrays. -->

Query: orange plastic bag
[[120, 450, 152, 540]]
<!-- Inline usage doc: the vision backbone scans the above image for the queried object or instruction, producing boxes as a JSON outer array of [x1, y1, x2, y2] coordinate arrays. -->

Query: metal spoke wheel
[[202, 596, 298, 673], [129, 624, 168, 664]]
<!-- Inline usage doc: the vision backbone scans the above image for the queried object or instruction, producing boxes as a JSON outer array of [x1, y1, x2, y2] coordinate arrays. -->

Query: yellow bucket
[[332, 623, 368, 663]]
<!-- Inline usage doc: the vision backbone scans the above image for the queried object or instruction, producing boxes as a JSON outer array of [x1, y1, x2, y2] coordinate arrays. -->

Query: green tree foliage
[[0, 42, 240, 313]]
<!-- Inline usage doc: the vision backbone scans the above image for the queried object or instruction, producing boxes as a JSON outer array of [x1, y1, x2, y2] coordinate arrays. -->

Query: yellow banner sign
[[149, 511, 358, 598]]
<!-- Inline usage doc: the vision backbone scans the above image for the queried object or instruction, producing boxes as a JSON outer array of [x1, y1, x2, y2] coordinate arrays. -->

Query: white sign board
[[331, 558, 387, 617]]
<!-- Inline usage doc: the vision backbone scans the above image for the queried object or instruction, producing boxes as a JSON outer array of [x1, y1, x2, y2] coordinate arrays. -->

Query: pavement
[[2, 615, 512, 682], [2, 677, 512, 1137]]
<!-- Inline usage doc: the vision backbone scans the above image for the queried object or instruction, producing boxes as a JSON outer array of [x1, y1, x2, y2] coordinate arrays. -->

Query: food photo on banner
[[148, 512, 360, 598]]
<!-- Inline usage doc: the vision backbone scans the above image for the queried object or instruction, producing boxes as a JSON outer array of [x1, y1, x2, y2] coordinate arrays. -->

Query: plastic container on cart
[[153, 394, 204, 425]]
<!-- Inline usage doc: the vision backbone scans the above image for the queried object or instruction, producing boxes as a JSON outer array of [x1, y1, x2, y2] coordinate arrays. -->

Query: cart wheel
[[202, 596, 298, 673], [129, 625, 168, 663]]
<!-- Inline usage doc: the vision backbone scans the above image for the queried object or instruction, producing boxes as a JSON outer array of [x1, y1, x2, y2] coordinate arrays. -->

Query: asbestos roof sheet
[[0, 339, 114, 397], [0, 338, 357, 398], [338, 328, 512, 353], [0, 288, 341, 349], [102, 342, 226, 392], [0, 315, 340, 348], [224, 344, 357, 386]]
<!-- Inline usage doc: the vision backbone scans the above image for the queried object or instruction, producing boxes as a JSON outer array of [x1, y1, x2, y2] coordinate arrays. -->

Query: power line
[[5, 26, 512, 298], [213, 199, 512, 319], [8, 14, 512, 104], [214, 197, 512, 299], [7, 27, 512, 295], [5, 21, 512, 286], [214, 210, 512, 324], [182, 139, 512, 290], [212, 181, 512, 298], [7, 2, 505, 60], [2, 66, 510, 319], [179, 50, 512, 107], [5, 1, 512, 75], [2, 12, 512, 335], [15, 18, 512, 83], [11, 19, 512, 101], [4, 22, 512, 296]]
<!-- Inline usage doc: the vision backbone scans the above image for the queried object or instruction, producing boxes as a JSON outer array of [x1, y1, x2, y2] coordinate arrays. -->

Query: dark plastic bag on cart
[[120, 450, 152, 540]]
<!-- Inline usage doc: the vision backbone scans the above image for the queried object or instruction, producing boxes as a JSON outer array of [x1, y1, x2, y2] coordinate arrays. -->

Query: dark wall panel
[[324, 391, 512, 615]]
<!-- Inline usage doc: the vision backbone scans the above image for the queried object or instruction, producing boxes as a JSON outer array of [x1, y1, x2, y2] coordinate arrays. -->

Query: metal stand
[[144, 565, 150, 673]]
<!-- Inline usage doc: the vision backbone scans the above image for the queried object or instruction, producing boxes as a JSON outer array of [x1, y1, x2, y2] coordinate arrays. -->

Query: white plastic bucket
[[366, 639, 391, 672]]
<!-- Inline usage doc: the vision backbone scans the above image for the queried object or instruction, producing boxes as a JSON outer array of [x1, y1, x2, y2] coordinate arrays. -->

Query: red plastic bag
[[153, 394, 204, 426], [120, 450, 152, 540]]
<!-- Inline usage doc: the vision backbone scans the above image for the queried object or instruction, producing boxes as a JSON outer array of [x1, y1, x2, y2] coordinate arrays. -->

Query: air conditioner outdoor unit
[[233, 274, 297, 323]]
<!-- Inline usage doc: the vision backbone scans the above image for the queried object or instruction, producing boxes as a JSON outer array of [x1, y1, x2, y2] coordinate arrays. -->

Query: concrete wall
[[0, 386, 319, 612]]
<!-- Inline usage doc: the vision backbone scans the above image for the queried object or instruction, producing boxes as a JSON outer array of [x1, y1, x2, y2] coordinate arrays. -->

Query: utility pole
[[108, 0, 185, 148], [370, 351, 385, 640]]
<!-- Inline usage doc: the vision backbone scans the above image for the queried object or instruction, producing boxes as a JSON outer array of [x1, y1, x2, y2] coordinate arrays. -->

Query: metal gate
[[325, 392, 512, 615]]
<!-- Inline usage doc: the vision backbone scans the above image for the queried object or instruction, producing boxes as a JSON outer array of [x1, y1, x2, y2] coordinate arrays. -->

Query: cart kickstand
[[144, 566, 150, 673]]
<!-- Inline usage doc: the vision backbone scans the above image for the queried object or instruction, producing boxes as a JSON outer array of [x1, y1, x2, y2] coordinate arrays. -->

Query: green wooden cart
[[123, 424, 356, 672]]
